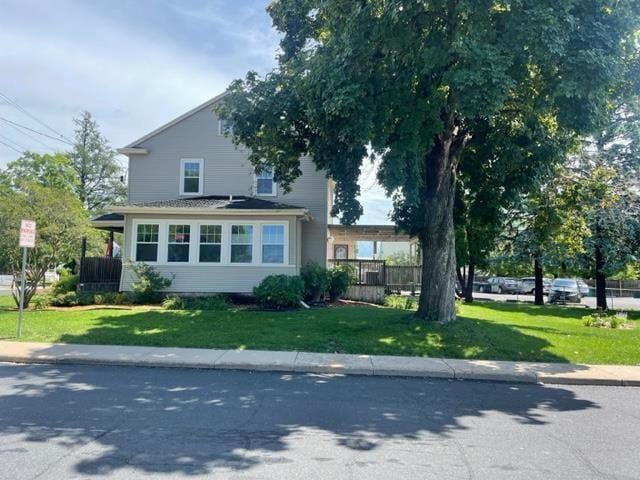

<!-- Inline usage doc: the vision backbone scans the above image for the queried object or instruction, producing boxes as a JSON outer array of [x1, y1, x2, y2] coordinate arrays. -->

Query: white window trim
[[179, 158, 204, 196], [130, 219, 291, 267], [230, 224, 254, 264], [166, 223, 192, 264], [260, 224, 287, 265], [253, 168, 277, 197], [197, 223, 223, 264], [218, 119, 233, 136]]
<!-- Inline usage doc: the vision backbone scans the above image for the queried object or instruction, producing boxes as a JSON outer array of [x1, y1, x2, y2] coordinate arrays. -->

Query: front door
[[334, 244, 348, 260]]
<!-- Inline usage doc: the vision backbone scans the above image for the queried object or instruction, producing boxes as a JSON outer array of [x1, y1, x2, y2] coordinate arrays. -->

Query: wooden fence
[[385, 265, 422, 291], [328, 259, 386, 286], [78, 257, 122, 292]]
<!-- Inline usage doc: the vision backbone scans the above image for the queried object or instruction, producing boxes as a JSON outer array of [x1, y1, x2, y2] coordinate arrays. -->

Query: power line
[[0, 138, 24, 155], [1, 119, 55, 150], [0, 133, 28, 151], [0, 91, 74, 144], [0, 117, 73, 146]]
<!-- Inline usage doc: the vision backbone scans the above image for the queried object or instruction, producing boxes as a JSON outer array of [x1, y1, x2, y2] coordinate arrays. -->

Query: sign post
[[17, 219, 36, 338]]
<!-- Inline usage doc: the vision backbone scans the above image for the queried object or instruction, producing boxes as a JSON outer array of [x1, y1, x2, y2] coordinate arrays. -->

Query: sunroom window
[[261, 225, 285, 264], [199, 224, 222, 263], [135, 224, 159, 262], [167, 224, 190, 262], [231, 225, 253, 263]]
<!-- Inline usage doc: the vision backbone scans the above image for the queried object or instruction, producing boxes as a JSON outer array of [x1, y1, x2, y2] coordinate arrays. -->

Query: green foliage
[[583, 311, 630, 329], [253, 274, 305, 310], [30, 294, 51, 310], [52, 270, 79, 296], [183, 295, 230, 311], [2, 152, 79, 193], [130, 264, 173, 304], [50, 292, 79, 307], [385, 295, 417, 311], [162, 294, 184, 310], [327, 265, 354, 301], [300, 262, 330, 301]]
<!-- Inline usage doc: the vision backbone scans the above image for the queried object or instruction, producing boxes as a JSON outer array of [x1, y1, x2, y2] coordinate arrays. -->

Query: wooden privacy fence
[[79, 257, 122, 292], [328, 259, 386, 286], [385, 265, 422, 291]]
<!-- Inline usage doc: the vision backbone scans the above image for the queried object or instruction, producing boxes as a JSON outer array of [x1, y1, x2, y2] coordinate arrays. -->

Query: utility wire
[[0, 117, 73, 145], [0, 91, 74, 144], [1, 119, 55, 150], [0, 138, 24, 155], [0, 133, 28, 151]]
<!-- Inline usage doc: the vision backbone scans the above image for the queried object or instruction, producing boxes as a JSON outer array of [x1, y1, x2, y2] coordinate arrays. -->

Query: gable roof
[[123, 92, 228, 149]]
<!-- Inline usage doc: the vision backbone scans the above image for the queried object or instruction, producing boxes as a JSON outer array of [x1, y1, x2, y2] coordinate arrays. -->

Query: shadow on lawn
[[0, 362, 599, 477]]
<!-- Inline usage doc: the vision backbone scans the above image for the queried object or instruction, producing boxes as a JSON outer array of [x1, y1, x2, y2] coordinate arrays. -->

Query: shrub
[[183, 295, 230, 311], [130, 263, 173, 304], [384, 295, 417, 310], [50, 291, 79, 307], [253, 274, 305, 309], [300, 262, 330, 301], [103, 292, 126, 305], [583, 311, 629, 329], [328, 265, 355, 301], [52, 269, 79, 296], [31, 294, 51, 310], [162, 294, 184, 310]]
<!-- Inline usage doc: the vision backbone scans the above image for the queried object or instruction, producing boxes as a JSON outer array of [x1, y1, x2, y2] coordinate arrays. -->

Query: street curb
[[0, 341, 638, 387]]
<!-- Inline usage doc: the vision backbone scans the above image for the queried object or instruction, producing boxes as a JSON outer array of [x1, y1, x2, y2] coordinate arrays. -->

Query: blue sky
[[0, 0, 393, 224]]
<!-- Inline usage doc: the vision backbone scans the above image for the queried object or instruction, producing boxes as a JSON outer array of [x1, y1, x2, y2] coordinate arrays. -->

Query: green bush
[[50, 291, 79, 307], [183, 295, 230, 311], [102, 292, 127, 305], [30, 294, 51, 310], [162, 294, 184, 310], [52, 269, 79, 296], [300, 262, 330, 301], [253, 274, 305, 309], [130, 263, 173, 304], [385, 295, 417, 310], [328, 265, 355, 301]]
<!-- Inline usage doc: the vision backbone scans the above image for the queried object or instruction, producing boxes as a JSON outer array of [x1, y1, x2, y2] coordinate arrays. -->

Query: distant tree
[[0, 183, 89, 308], [218, 1, 638, 321], [68, 111, 126, 212], [1, 152, 78, 193]]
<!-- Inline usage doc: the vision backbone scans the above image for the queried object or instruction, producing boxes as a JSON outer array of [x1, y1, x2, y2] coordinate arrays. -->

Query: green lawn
[[0, 294, 638, 365]]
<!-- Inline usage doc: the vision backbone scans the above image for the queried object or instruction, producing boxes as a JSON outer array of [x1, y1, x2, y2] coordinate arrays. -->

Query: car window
[[553, 279, 577, 287]]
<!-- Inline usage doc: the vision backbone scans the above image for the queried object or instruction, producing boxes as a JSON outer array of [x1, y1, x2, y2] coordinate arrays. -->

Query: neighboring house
[[92, 93, 415, 294]]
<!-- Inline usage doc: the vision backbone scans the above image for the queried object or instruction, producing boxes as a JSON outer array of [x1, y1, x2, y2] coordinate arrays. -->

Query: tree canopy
[[217, 0, 640, 320]]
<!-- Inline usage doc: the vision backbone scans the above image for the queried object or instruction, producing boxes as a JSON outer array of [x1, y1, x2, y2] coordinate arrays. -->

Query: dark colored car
[[477, 277, 520, 294], [548, 278, 582, 303]]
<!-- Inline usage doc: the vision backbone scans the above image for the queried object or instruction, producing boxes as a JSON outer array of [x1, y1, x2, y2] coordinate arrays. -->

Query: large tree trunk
[[416, 137, 460, 322], [595, 245, 607, 310], [534, 255, 544, 306], [464, 262, 475, 302]]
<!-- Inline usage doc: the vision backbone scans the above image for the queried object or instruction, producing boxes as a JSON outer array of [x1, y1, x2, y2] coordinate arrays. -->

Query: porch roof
[[329, 224, 415, 242]]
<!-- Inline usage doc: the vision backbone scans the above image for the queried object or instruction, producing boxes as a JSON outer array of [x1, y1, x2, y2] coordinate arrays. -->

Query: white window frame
[[132, 222, 161, 264], [260, 224, 287, 265], [218, 119, 233, 136], [197, 223, 223, 264], [253, 166, 277, 196], [179, 158, 204, 196], [166, 224, 191, 264], [230, 224, 254, 264]]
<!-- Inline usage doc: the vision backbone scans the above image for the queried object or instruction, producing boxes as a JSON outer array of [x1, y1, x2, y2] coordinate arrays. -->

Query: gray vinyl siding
[[121, 213, 303, 293]]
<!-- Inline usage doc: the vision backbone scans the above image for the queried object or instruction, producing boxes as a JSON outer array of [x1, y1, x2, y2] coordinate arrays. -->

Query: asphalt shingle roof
[[122, 195, 305, 211]]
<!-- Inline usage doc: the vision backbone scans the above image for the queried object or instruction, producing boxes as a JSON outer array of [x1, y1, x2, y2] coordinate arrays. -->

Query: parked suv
[[517, 277, 552, 295], [548, 278, 582, 303]]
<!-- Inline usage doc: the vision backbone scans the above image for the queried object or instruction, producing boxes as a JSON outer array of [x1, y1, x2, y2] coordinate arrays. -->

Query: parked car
[[548, 278, 582, 303], [478, 277, 520, 294], [577, 280, 590, 297], [517, 277, 552, 295]]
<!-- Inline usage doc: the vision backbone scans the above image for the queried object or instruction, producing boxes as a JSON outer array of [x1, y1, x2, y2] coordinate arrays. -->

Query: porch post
[[108, 231, 114, 258]]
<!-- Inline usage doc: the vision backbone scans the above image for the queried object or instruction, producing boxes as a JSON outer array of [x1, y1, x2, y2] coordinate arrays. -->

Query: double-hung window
[[255, 166, 275, 196], [199, 224, 222, 263], [231, 225, 253, 263], [261, 225, 285, 264], [167, 224, 190, 262], [218, 119, 234, 136], [180, 159, 203, 195], [135, 224, 159, 262]]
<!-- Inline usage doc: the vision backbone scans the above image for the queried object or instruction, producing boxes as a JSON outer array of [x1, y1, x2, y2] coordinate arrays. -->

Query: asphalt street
[[473, 292, 640, 310], [0, 363, 639, 479]]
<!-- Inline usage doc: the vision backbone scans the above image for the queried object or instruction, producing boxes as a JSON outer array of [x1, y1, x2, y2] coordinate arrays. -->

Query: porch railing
[[78, 257, 122, 292], [328, 259, 386, 286]]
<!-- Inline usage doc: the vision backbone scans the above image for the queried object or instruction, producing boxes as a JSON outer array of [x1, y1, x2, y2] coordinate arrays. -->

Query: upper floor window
[[180, 158, 203, 195], [167, 224, 190, 262], [135, 224, 159, 262], [255, 166, 276, 196], [218, 119, 234, 136]]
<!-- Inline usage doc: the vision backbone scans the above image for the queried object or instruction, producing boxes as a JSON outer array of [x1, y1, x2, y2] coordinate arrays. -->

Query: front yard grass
[[0, 294, 638, 365]]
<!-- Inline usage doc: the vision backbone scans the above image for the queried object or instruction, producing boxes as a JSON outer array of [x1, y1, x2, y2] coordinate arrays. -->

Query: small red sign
[[19, 220, 36, 248]]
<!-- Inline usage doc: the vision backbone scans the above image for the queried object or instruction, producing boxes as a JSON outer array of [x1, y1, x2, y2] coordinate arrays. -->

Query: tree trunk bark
[[534, 255, 544, 306], [464, 262, 475, 302], [595, 245, 607, 310], [416, 139, 458, 322]]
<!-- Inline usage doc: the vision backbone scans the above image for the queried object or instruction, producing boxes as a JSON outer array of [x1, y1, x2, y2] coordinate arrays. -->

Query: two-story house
[[95, 93, 333, 294]]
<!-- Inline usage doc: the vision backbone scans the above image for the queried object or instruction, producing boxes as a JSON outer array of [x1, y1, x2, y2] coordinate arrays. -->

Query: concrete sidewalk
[[1, 340, 638, 386]]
